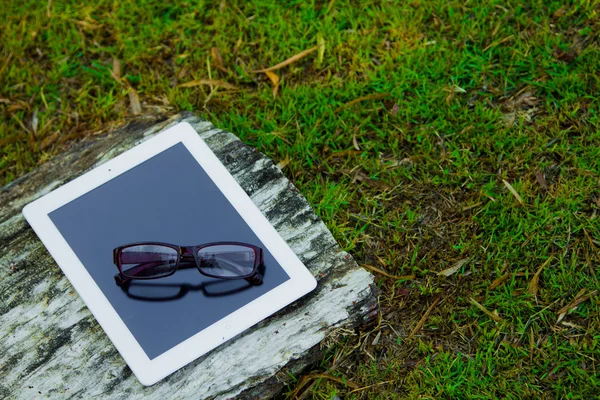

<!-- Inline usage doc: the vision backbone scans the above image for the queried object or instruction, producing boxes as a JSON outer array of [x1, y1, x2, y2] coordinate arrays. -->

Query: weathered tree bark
[[0, 113, 376, 399]]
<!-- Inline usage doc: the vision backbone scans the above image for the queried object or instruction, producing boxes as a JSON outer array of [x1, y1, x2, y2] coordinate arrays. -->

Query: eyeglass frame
[[113, 241, 264, 287]]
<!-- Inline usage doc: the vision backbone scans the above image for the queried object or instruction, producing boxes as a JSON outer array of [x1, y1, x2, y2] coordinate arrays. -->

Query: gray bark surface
[[0, 113, 376, 399]]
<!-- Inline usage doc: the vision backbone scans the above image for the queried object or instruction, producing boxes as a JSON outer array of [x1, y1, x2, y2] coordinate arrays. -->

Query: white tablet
[[22, 122, 317, 386]]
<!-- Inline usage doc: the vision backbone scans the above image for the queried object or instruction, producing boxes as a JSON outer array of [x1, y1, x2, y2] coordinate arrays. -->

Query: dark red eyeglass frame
[[112, 241, 264, 287]]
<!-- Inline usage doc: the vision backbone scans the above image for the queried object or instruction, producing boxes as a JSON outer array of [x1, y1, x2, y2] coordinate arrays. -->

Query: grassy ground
[[2, 0, 600, 398]]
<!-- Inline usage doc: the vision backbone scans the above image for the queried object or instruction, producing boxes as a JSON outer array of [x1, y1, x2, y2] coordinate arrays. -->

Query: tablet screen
[[49, 142, 290, 360]]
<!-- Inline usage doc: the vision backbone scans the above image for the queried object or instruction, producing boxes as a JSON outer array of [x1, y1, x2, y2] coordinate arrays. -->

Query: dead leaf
[[264, 70, 280, 98], [437, 258, 470, 277], [528, 257, 552, 296], [211, 47, 228, 73], [502, 179, 525, 206], [352, 134, 361, 151], [535, 170, 548, 190], [503, 90, 538, 111], [128, 88, 142, 115], [371, 330, 382, 346], [333, 93, 389, 113], [554, 49, 577, 64], [179, 79, 237, 90], [469, 297, 504, 323], [0, 98, 11, 104], [31, 109, 39, 135], [383, 100, 400, 115], [352, 171, 369, 184], [317, 33, 325, 65], [553, 7, 567, 17], [253, 45, 320, 73], [384, 157, 413, 168], [112, 58, 122, 81], [265, 70, 280, 86]]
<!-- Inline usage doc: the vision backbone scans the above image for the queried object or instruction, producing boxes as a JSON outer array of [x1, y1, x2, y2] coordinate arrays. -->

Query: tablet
[[22, 122, 317, 386]]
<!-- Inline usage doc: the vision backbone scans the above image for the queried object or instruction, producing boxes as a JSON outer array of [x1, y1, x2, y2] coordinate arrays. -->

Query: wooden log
[[0, 112, 376, 399]]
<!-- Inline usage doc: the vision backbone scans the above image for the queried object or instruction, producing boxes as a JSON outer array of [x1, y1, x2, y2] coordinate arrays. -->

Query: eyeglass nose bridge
[[179, 246, 195, 256]]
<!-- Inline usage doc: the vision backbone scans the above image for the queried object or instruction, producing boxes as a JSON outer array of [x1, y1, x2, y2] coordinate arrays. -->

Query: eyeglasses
[[113, 242, 264, 286]]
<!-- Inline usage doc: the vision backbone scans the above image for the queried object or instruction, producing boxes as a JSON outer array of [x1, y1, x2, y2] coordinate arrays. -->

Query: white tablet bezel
[[22, 122, 317, 386]]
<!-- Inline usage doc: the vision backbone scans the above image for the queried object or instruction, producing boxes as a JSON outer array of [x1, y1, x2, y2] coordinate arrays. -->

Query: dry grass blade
[[489, 273, 511, 290], [529, 327, 534, 363], [0, 52, 13, 78], [556, 289, 597, 322], [324, 149, 361, 162], [561, 321, 585, 330], [528, 257, 553, 296], [437, 257, 469, 276], [352, 133, 361, 151], [11, 113, 31, 134], [407, 295, 441, 340], [502, 179, 525, 205], [0, 133, 26, 147], [276, 156, 290, 170], [483, 34, 514, 52], [333, 93, 389, 113], [361, 264, 415, 280], [349, 380, 396, 394], [40, 130, 60, 150], [253, 45, 320, 73], [469, 297, 504, 323], [583, 228, 598, 251], [179, 79, 237, 90], [211, 47, 227, 73], [290, 373, 359, 398], [128, 88, 142, 115]]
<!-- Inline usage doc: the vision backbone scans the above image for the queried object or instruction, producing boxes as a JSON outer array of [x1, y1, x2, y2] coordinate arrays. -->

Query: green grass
[[2, 0, 600, 398]]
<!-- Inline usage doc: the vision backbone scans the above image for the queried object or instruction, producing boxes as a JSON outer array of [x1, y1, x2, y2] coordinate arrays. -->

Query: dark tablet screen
[[49, 142, 290, 359]]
